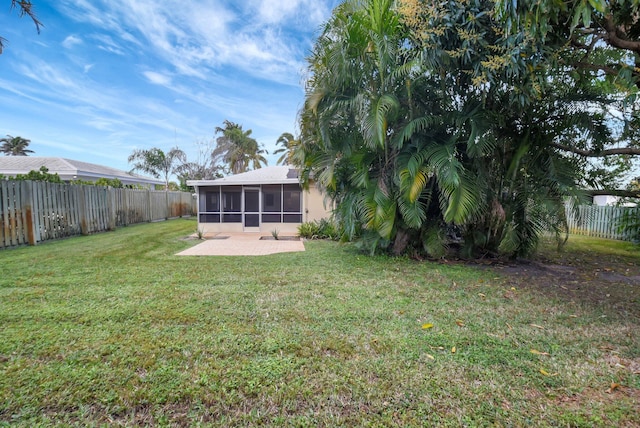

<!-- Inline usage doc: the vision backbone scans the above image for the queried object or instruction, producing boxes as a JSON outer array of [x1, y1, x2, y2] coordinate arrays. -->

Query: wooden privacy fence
[[0, 180, 196, 249], [565, 204, 639, 241]]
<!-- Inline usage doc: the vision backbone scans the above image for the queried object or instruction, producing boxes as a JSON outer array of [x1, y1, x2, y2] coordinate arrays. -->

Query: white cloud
[[143, 71, 172, 86], [83, 63, 94, 73], [56, 0, 335, 85], [62, 35, 83, 49], [91, 34, 127, 55]]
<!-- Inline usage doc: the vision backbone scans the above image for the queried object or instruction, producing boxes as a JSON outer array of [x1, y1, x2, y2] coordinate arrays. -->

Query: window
[[199, 213, 220, 222], [203, 189, 219, 212], [262, 185, 282, 212], [199, 187, 220, 223], [262, 213, 281, 223], [283, 184, 301, 213], [222, 187, 241, 213]]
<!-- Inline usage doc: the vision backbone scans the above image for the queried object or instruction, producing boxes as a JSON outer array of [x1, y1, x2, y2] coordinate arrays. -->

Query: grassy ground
[[0, 219, 638, 427]]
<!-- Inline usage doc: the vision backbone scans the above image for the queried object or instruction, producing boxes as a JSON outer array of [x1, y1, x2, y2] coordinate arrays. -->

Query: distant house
[[593, 195, 620, 206], [187, 166, 332, 233], [0, 157, 163, 188]]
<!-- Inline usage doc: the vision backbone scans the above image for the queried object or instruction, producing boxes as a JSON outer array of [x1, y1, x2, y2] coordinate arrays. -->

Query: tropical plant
[[212, 120, 268, 174], [1, 1, 43, 54], [298, 0, 603, 258], [0, 135, 34, 156], [616, 206, 640, 244], [274, 132, 300, 165], [128, 147, 186, 190], [12, 166, 62, 182]]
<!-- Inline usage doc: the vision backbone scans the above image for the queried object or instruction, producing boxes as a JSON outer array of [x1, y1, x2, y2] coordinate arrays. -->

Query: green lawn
[[1, 219, 638, 427]]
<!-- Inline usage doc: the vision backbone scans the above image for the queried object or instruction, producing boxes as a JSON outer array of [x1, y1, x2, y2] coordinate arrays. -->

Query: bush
[[298, 218, 341, 240], [617, 207, 640, 244], [298, 221, 320, 239]]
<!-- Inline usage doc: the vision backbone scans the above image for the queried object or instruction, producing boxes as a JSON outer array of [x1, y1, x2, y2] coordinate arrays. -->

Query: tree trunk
[[392, 228, 410, 256]]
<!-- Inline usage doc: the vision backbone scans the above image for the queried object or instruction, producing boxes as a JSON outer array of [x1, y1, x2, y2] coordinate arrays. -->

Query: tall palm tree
[[274, 132, 300, 165], [212, 120, 268, 174], [0, 135, 34, 156], [128, 146, 186, 190], [299, 0, 481, 254]]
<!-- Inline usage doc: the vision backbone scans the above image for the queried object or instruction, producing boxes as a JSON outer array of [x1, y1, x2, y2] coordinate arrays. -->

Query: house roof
[[187, 166, 300, 186], [0, 157, 163, 186]]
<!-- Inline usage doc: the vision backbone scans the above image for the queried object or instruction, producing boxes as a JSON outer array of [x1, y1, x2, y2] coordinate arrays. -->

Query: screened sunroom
[[187, 166, 330, 234]]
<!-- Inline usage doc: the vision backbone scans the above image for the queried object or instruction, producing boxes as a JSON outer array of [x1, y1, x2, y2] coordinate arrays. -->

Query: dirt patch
[[477, 246, 640, 318], [259, 236, 300, 241]]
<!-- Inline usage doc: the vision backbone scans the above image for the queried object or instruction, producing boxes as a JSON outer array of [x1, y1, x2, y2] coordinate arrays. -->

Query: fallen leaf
[[539, 369, 558, 377], [422, 323, 434, 329], [530, 324, 545, 330], [506, 323, 513, 330], [569, 315, 578, 318], [455, 319, 465, 327], [606, 382, 620, 393], [426, 354, 435, 360], [478, 293, 486, 299], [530, 349, 550, 356], [510, 287, 516, 291], [451, 346, 456, 353]]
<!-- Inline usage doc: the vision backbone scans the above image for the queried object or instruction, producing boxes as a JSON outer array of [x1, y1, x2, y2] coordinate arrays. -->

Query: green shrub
[[617, 207, 640, 244], [298, 221, 320, 239], [298, 218, 341, 240]]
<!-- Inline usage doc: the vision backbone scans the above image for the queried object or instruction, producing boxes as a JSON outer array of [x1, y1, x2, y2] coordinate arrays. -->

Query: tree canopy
[[174, 140, 225, 191], [212, 120, 268, 174], [0, 135, 34, 156], [297, 0, 640, 258], [274, 132, 300, 166], [128, 147, 186, 191]]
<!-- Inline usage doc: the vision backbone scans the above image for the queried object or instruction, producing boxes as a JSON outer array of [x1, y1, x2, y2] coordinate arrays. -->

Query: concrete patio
[[176, 233, 305, 256]]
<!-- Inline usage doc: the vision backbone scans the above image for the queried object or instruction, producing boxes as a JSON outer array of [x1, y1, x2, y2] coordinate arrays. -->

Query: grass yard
[[1, 219, 638, 427]]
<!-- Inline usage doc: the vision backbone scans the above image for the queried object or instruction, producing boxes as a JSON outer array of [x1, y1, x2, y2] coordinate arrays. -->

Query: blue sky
[[0, 0, 341, 176]]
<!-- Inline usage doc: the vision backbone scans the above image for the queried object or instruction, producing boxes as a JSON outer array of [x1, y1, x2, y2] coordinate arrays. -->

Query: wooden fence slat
[[1, 181, 10, 247], [9, 182, 17, 246]]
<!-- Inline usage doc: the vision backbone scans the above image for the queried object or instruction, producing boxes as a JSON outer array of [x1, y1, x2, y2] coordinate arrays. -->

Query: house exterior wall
[[304, 185, 332, 222]]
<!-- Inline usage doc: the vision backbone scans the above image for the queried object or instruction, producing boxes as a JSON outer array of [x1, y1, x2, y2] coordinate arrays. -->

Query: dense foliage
[[297, 0, 640, 258], [0, 135, 34, 156], [4, 166, 62, 183], [128, 147, 186, 190], [212, 120, 268, 174]]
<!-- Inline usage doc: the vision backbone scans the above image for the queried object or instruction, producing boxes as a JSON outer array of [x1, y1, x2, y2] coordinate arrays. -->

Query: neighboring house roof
[[187, 166, 300, 186], [0, 157, 163, 186]]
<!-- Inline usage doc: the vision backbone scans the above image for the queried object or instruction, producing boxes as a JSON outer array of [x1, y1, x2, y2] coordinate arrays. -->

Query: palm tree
[[128, 146, 186, 190], [212, 120, 268, 174], [0, 135, 34, 156], [299, 0, 477, 255], [274, 132, 300, 165], [298, 0, 582, 257]]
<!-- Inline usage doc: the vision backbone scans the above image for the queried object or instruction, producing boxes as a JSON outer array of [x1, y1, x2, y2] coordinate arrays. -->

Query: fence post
[[21, 181, 37, 245], [78, 185, 89, 235], [108, 187, 116, 231], [147, 190, 153, 222]]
